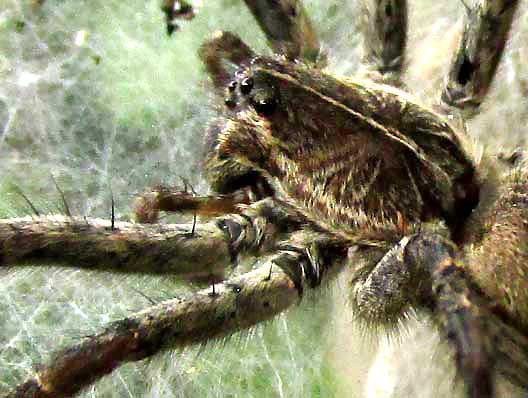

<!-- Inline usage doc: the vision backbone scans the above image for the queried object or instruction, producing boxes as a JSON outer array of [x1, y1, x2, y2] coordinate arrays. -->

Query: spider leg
[[407, 232, 528, 397], [133, 186, 252, 223], [199, 1, 324, 94], [0, 199, 304, 278], [352, 235, 422, 328], [6, 233, 348, 398], [405, 232, 496, 398], [242, 0, 323, 64], [353, 228, 528, 398], [361, 0, 408, 85], [441, 0, 520, 115], [461, 166, 528, 390]]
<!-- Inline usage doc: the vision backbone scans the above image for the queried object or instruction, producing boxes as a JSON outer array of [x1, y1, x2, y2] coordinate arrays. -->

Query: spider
[[1, 0, 528, 397]]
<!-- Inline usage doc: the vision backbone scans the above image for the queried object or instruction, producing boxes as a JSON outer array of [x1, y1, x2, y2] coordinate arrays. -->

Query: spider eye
[[251, 95, 277, 116], [224, 97, 237, 108], [227, 80, 237, 92], [240, 77, 254, 95]]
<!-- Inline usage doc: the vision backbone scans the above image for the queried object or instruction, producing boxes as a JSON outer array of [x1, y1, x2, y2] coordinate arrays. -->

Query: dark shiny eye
[[251, 96, 277, 116], [227, 80, 237, 92], [240, 77, 254, 95], [224, 97, 237, 108]]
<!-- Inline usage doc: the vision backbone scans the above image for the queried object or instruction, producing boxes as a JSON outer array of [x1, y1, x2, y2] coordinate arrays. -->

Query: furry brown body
[[207, 57, 478, 244]]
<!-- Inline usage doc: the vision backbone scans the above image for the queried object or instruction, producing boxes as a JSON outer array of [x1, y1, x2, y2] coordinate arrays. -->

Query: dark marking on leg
[[457, 54, 474, 86]]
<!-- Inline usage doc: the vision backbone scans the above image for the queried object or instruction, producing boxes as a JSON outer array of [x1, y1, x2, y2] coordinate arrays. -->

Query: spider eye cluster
[[224, 71, 278, 116]]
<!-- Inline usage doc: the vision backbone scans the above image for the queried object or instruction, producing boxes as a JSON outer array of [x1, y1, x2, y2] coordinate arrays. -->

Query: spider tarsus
[[243, 0, 323, 64], [161, 0, 196, 36], [133, 192, 160, 224]]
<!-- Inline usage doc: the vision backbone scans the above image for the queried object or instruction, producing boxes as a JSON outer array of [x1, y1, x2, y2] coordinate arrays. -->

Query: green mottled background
[[0, 1, 527, 397]]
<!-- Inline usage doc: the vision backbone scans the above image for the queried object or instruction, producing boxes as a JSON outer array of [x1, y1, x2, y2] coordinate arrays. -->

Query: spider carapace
[[204, 54, 480, 245]]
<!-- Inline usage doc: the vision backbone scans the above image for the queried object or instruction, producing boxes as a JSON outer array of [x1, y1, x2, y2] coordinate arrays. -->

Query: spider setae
[[1, 0, 528, 397]]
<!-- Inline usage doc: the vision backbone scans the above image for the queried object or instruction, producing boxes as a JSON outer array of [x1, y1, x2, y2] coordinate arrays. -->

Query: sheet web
[[1, 0, 527, 397]]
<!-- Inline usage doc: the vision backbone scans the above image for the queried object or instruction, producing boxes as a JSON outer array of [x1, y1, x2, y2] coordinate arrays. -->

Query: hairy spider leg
[[0, 198, 304, 278], [361, 0, 408, 85], [133, 188, 253, 223], [243, 0, 323, 64], [351, 224, 528, 398], [442, 0, 520, 115], [6, 213, 349, 398]]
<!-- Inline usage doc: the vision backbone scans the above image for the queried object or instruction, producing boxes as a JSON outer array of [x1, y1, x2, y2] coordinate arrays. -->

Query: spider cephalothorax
[[2, 1, 528, 398], [205, 52, 479, 246]]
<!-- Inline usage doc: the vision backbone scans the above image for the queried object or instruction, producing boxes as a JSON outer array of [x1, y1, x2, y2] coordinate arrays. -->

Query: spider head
[[202, 57, 290, 195]]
